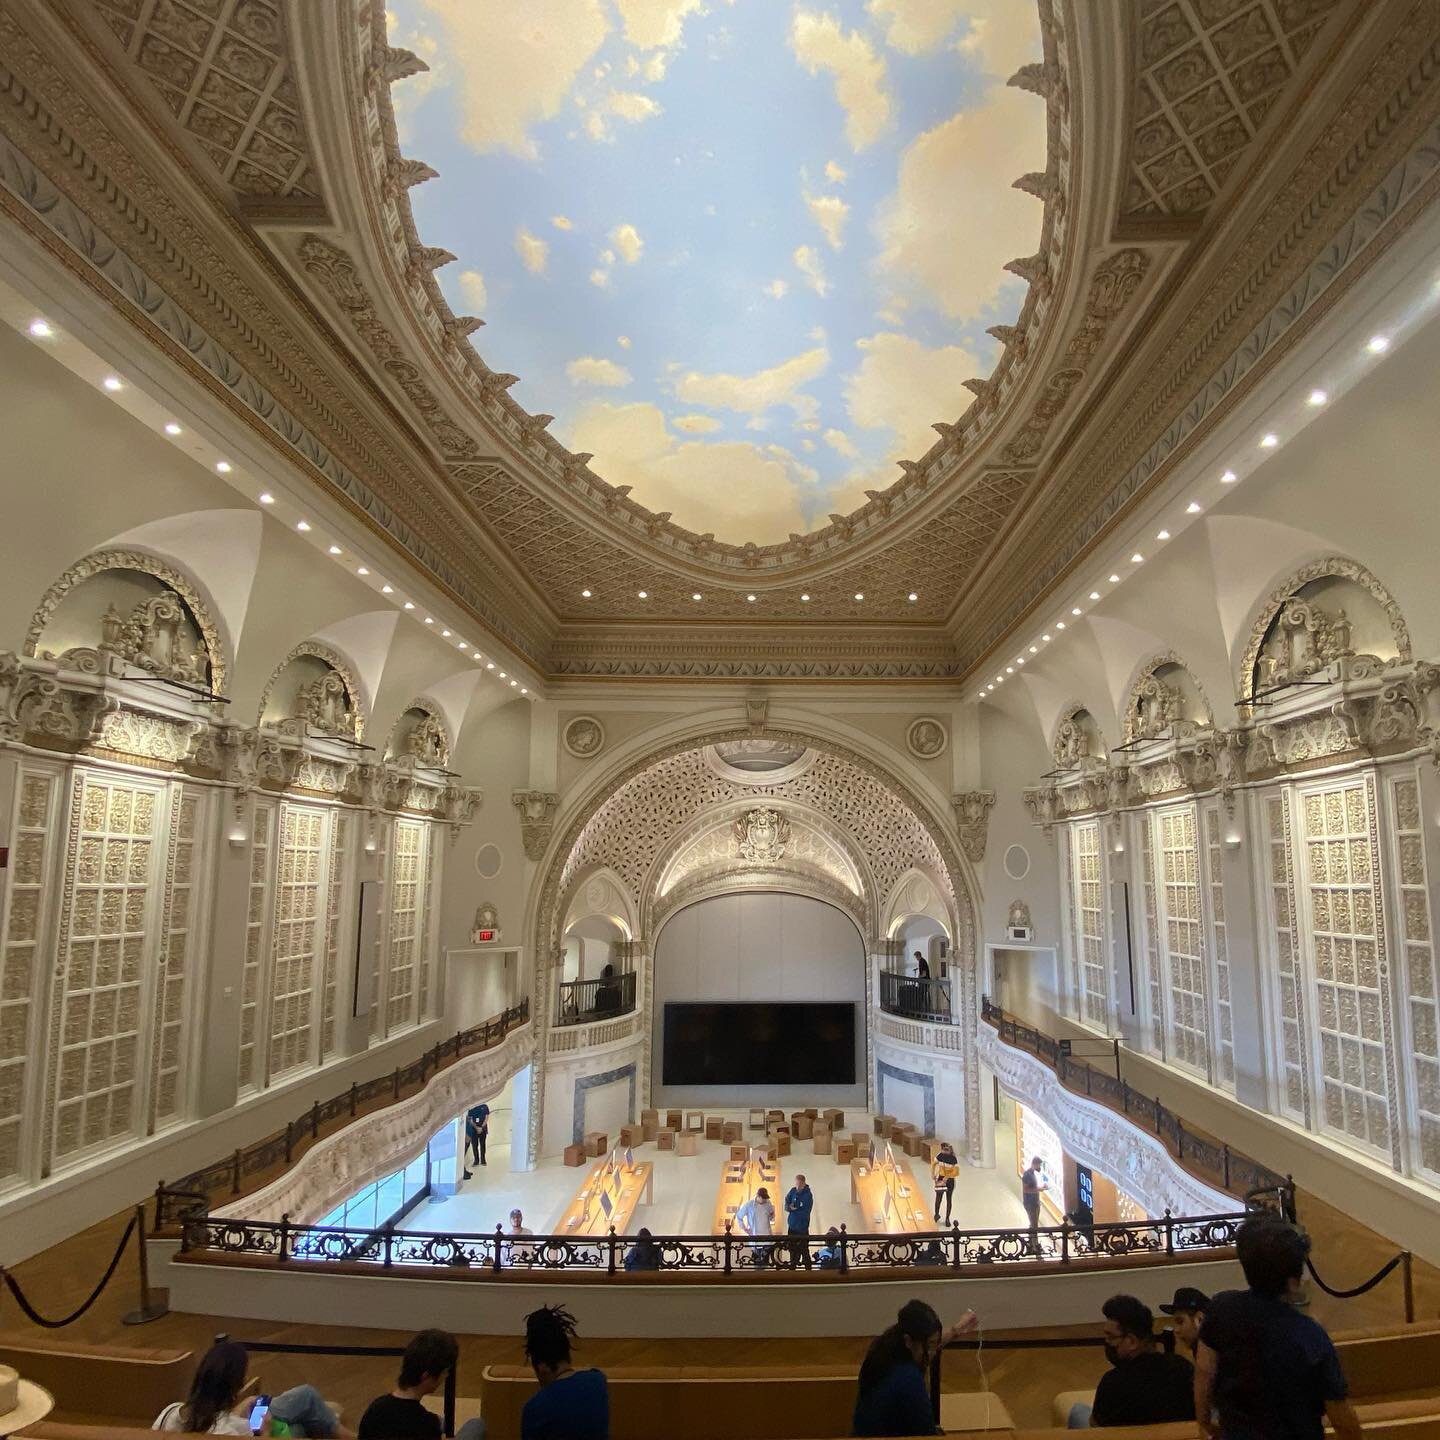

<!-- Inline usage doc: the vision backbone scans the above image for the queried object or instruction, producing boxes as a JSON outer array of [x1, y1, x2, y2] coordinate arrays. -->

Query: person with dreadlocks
[[520, 1304, 609, 1440], [851, 1299, 978, 1436]]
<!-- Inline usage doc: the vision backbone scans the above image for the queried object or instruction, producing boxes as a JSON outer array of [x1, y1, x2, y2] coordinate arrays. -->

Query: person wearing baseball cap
[[1159, 1286, 1210, 1355]]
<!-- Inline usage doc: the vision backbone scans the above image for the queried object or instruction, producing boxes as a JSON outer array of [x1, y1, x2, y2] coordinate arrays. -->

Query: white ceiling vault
[[0, 0, 1434, 681]]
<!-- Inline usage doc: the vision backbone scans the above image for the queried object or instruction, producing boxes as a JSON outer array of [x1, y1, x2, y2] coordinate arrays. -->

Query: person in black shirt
[[1195, 1214, 1361, 1440], [464, 1102, 489, 1176], [357, 1330, 485, 1440], [1070, 1294, 1194, 1427]]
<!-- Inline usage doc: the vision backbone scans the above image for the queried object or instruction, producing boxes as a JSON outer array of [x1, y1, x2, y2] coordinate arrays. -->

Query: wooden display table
[[556, 1156, 654, 1238], [712, 1154, 781, 1234], [850, 1150, 933, 1233]]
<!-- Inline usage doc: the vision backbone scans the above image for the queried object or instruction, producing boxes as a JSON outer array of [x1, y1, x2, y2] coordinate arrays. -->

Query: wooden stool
[[812, 1120, 830, 1140], [563, 1144, 586, 1167], [722, 1121, 742, 1143], [804, 1107, 819, 1119], [685, 1111, 705, 1133], [774, 1132, 791, 1157], [641, 1107, 659, 1130], [766, 1108, 785, 1127], [793, 1115, 813, 1140], [676, 1133, 698, 1157], [748, 1107, 767, 1130], [901, 1131, 923, 1156], [918, 1137, 939, 1162], [657, 1128, 677, 1151], [823, 1108, 844, 1129], [835, 1140, 856, 1164], [730, 1143, 749, 1161], [766, 1143, 779, 1163], [812, 1129, 832, 1155], [584, 1131, 607, 1156], [850, 1131, 869, 1151], [705, 1116, 723, 1140], [666, 1108, 683, 1130], [618, 1123, 642, 1147], [874, 1114, 895, 1137]]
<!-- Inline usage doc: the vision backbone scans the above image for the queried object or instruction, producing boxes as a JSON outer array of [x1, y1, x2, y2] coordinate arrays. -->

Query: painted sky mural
[[387, 0, 1046, 544]]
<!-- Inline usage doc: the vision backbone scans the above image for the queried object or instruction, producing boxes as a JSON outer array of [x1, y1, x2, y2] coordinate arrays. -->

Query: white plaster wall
[[540, 1036, 645, 1157]]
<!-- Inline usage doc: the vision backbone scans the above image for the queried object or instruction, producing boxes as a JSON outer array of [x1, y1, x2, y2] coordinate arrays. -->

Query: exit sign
[[476, 929, 495, 942]]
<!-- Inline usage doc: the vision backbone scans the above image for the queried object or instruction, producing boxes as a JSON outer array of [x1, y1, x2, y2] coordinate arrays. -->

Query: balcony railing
[[557, 969, 637, 1026], [879, 969, 953, 1024], [981, 996, 1291, 1206]]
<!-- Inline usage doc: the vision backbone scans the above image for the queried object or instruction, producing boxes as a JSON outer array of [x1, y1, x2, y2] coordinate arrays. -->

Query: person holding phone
[[1021, 1155, 1050, 1255], [153, 1340, 349, 1435]]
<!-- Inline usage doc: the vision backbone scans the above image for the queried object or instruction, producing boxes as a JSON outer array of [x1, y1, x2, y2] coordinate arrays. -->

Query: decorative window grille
[[150, 788, 203, 1127], [1202, 804, 1235, 1090], [50, 776, 159, 1163], [268, 803, 328, 1081], [1156, 804, 1208, 1076], [1138, 811, 1165, 1057], [1390, 774, 1440, 1182], [320, 811, 352, 1059], [0, 770, 59, 1184], [385, 819, 427, 1033], [1067, 820, 1109, 1029], [237, 799, 275, 1094], [369, 820, 390, 1040], [1299, 777, 1393, 1159], [1263, 791, 1308, 1123]]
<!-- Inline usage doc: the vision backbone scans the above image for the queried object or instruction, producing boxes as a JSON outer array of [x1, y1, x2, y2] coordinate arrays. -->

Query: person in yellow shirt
[[931, 1141, 959, 1223]]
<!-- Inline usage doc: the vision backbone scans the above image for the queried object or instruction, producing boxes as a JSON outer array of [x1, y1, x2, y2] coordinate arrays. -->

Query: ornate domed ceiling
[[383, 0, 1046, 545]]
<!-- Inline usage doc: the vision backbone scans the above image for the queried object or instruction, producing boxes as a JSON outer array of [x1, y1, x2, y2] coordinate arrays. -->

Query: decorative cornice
[[512, 790, 560, 862], [952, 790, 997, 864]]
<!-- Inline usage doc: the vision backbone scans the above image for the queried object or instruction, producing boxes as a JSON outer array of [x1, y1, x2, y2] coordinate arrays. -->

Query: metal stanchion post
[[123, 1203, 170, 1325]]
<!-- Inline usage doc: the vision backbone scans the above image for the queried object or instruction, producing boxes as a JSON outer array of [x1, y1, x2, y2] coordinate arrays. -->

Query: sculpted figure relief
[[1256, 599, 1359, 691], [99, 594, 205, 687], [1129, 675, 1184, 742], [296, 670, 357, 738], [735, 807, 790, 863], [1052, 715, 1091, 768], [405, 712, 449, 767]]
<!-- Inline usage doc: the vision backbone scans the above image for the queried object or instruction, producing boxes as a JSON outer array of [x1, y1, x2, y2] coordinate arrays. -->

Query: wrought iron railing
[[154, 999, 530, 1231], [557, 970, 637, 1026], [981, 997, 1292, 1206], [179, 1206, 1253, 1277], [879, 970, 953, 1024]]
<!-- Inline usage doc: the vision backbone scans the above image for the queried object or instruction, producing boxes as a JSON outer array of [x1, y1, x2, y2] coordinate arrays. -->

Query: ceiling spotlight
[[403, 601, 415, 610], [581, 588, 592, 597], [1016, 657, 1026, 666], [1108, 574, 1120, 583], [520, 688, 528, 695], [510, 679, 518, 687], [987, 684, 994, 691], [382, 583, 394, 594], [1090, 590, 1101, 600], [358, 566, 369, 575], [424, 616, 434, 625], [1367, 335, 1389, 354], [1131, 552, 1144, 563], [995, 675, 1003, 683], [1055, 621, 1066, 630], [499, 671, 507, 679], [1005, 666, 1014, 674], [328, 545, 342, 555], [1042, 634, 1051, 642], [1186, 501, 1202, 514], [27, 319, 52, 338], [215, 461, 232, 473], [1071, 607, 1082, 616], [1029, 644, 1038, 653], [1307, 389, 1328, 406], [1259, 434, 1278, 449], [637, 590, 648, 599], [296, 520, 311, 531], [258, 492, 274, 505], [692, 593, 702, 601], [1156, 529, 1170, 540], [907, 592, 918, 602], [486, 662, 495, 670], [800, 593, 811, 602], [441, 629, 451, 637], [458, 641, 468, 649], [746, 594, 757, 603], [854, 592, 864, 601], [165, 422, 183, 435], [102, 376, 123, 392]]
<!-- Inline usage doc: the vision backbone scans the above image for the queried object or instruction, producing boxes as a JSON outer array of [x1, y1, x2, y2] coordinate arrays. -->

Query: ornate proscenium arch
[[527, 727, 981, 1165]]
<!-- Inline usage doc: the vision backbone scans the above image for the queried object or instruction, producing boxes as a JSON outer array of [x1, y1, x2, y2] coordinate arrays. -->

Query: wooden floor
[[5, 1185, 1435, 1429]]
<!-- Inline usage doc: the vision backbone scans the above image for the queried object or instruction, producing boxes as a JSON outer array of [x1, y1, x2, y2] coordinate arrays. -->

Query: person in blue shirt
[[852, 1299, 978, 1437], [784, 1172, 815, 1269], [520, 1304, 608, 1440], [816, 1226, 844, 1270], [623, 1227, 662, 1272]]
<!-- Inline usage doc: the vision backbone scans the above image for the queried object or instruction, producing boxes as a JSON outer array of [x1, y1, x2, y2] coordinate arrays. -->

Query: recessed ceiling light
[[510, 679, 518, 687], [800, 593, 811, 602], [637, 590, 648, 599], [1041, 634, 1051, 643], [581, 588, 592, 598], [27, 319, 52, 338], [907, 592, 918, 602], [441, 628, 451, 637], [1055, 621, 1066, 630], [1130, 552, 1144, 563], [995, 675, 1003, 683], [1071, 607, 1082, 616], [358, 566, 369, 575], [328, 545, 342, 555], [1090, 590, 1101, 600], [1367, 335, 1389, 354], [215, 461, 232, 473], [499, 671, 507, 679], [1156, 529, 1170, 540], [382, 583, 394, 593], [1307, 389, 1328, 406], [746, 594, 757, 602], [458, 641, 468, 649], [102, 375, 123, 392], [1259, 434, 1278, 449], [1186, 501, 1202, 514], [987, 684, 994, 691], [486, 662, 495, 670], [520, 687, 527, 695], [692, 593, 702, 601], [403, 601, 414, 610], [1005, 666, 1014, 674], [854, 592, 864, 601], [165, 422, 183, 435], [296, 520, 311, 531], [1016, 657, 1026, 666], [258, 492, 274, 505], [424, 616, 434, 624], [1029, 644, 1038, 653], [1108, 574, 1120, 583]]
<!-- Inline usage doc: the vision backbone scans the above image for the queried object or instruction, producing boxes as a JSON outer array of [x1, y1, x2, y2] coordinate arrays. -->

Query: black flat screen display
[[662, 1002, 855, 1085]]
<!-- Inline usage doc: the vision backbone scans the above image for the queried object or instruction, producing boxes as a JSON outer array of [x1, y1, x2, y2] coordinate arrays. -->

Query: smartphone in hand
[[249, 1394, 270, 1436]]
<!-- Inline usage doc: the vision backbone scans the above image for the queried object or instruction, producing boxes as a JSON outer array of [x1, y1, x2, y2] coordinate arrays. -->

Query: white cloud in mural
[[823, 427, 858, 458], [457, 268, 487, 312], [424, 0, 609, 159], [866, 0, 964, 55], [551, 215, 575, 230], [825, 158, 848, 183], [589, 267, 611, 288], [515, 227, 550, 275], [764, 279, 789, 299], [876, 85, 1043, 319], [806, 192, 850, 250], [566, 400, 816, 540], [844, 330, 978, 461], [617, 335, 633, 348], [950, 0, 1042, 79], [793, 244, 830, 296], [566, 355, 634, 386], [673, 344, 828, 418], [613, 0, 704, 50], [790, 11, 893, 151], [610, 223, 645, 263], [673, 413, 723, 434], [607, 90, 663, 122]]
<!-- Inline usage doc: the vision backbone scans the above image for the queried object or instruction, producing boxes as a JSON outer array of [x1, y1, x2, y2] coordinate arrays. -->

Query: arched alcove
[[257, 640, 366, 738]]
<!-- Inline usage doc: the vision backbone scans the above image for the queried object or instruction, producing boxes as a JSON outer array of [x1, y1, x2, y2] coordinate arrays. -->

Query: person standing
[[520, 1305, 608, 1440], [464, 1102, 489, 1176], [912, 950, 931, 980], [1022, 1155, 1050, 1254], [784, 1173, 815, 1269], [931, 1142, 959, 1224], [735, 1184, 776, 1270], [1194, 1215, 1361, 1440]]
